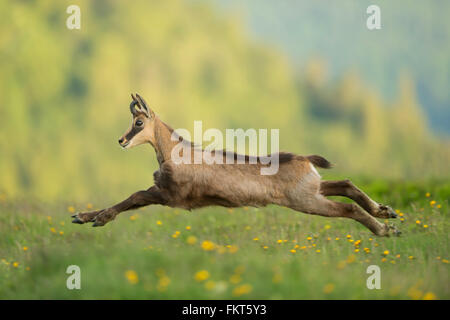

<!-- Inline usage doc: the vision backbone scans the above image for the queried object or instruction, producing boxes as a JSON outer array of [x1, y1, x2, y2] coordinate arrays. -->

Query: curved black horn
[[129, 100, 139, 115]]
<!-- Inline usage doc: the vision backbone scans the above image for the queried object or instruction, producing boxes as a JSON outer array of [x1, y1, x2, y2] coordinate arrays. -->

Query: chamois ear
[[135, 93, 154, 118]]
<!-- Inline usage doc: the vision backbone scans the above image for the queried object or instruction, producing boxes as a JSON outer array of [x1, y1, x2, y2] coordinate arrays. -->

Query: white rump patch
[[310, 163, 320, 177]]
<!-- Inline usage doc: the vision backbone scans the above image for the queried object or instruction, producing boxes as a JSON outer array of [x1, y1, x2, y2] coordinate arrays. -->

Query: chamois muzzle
[[118, 136, 130, 148]]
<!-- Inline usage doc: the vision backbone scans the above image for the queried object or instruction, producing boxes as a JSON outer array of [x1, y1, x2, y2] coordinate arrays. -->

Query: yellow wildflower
[[423, 292, 437, 300], [201, 240, 215, 251], [157, 276, 171, 290], [204, 280, 215, 290], [323, 283, 335, 294], [408, 287, 423, 300], [125, 270, 138, 284], [229, 274, 242, 284], [187, 236, 197, 245], [194, 270, 210, 282], [232, 284, 252, 297]]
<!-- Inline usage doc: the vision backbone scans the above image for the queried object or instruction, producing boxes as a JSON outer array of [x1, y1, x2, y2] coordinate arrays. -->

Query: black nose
[[118, 138, 124, 144]]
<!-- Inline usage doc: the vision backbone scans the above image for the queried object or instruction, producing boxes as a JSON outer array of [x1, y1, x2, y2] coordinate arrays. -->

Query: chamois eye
[[135, 120, 143, 126]]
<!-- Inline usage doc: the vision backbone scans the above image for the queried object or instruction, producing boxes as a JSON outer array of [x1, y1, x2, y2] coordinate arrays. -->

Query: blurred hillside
[[0, 0, 448, 201], [217, 0, 450, 136]]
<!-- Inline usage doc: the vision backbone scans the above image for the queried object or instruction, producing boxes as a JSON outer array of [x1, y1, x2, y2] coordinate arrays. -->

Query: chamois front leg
[[71, 186, 168, 227]]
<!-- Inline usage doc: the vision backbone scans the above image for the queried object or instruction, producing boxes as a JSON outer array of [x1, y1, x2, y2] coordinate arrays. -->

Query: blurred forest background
[[0, 0, 449, 201]]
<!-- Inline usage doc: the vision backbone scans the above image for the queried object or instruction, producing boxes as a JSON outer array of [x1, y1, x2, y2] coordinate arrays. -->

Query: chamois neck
[[153, 117, 178, 165]]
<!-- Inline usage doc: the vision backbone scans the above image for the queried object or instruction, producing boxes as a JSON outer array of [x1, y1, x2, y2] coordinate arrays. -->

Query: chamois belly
[[185, 172, 284, 209], [161, 161, 307, 210]]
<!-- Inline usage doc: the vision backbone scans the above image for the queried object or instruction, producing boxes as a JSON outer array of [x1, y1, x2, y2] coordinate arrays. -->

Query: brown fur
[[72, 94, 400, 237]]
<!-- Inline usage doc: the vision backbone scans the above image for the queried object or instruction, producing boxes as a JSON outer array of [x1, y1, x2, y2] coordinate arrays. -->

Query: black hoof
[[389, 210, 398, 219], [388, 224, 402, 236], [92, 221, 102, 227], [380, 205, 397, 218], [72, 217, 84, 224]]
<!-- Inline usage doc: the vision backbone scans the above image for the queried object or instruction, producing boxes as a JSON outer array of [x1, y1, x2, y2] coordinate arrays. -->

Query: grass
[[0, 179, 448, 299]]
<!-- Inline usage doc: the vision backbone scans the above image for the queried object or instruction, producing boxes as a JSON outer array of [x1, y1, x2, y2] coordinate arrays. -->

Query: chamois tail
[[306, 155, 332, 169]]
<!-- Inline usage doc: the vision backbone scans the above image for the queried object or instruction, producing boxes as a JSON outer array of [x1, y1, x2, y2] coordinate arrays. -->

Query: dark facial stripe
[[125, 125, 144, 142]]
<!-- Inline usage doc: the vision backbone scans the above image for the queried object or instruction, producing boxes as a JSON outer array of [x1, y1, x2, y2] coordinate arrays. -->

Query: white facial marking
[[125, 140, 134, 149]]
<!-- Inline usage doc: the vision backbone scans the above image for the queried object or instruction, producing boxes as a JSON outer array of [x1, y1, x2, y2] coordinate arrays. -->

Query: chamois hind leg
[[319, 180, 398, 219], [297, 195, 399, 236]]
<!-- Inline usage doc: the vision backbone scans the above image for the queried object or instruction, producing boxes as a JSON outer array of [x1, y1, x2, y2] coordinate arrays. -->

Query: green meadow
[[0, 0, 449, 300], [0, 179, 448, 299]]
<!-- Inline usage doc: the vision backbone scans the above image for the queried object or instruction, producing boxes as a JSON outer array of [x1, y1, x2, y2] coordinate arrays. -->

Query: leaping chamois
[[72, 93, 400, 236]]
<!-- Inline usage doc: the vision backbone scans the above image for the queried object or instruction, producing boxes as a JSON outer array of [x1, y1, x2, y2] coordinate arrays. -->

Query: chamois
[[72, 93, 400, 236]]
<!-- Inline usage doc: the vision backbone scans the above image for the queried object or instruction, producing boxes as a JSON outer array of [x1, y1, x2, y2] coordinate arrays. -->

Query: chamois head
[[118, 93, 156, 149]]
